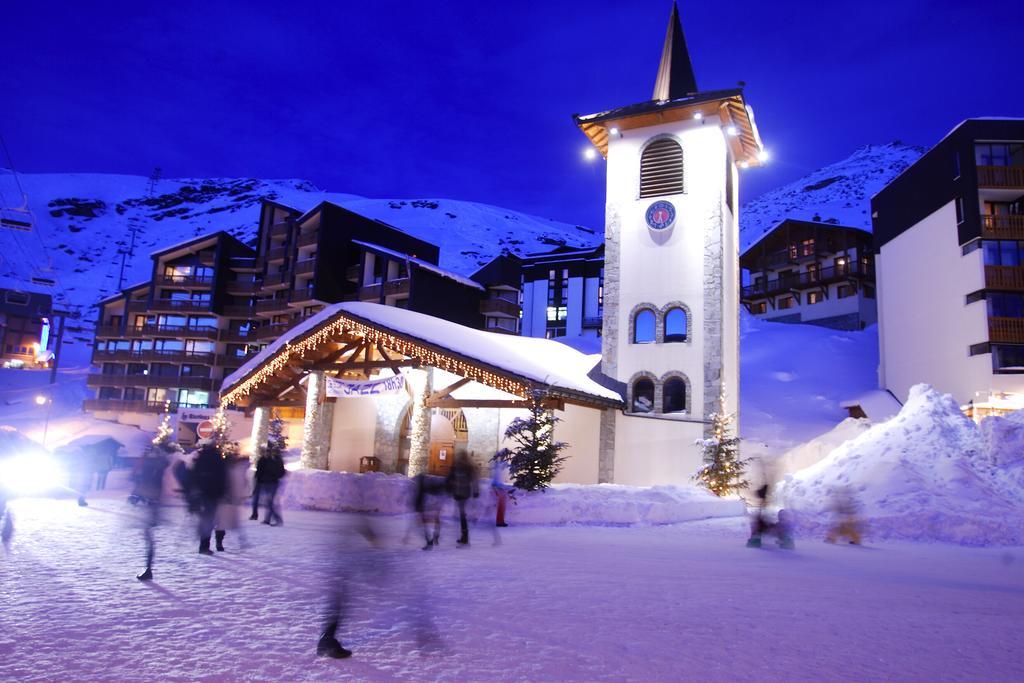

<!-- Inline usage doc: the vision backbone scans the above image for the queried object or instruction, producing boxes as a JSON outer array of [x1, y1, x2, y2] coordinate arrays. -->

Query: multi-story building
[[740, 219, 876, 330], [86, 199, 503, 430], [873, 118, 1024, 413], [0, 287, 53, 364], [469, 253, 523, 335], [520, 244, 604, 339]]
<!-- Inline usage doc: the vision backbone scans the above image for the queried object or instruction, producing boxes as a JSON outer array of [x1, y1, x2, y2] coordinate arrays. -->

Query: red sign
[[196, 421, 215, 439]]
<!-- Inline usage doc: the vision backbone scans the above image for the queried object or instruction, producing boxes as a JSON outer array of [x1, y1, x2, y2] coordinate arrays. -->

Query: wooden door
[[428, 442, 454, 477]]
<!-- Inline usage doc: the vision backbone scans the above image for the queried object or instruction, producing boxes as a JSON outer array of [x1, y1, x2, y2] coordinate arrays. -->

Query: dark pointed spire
[[652, 2, 698, 101]]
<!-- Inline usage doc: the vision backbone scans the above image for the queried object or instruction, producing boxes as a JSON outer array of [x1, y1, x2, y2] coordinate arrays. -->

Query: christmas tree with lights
[[211, 407, 240, 459], [146, 404, 182, 457], [495, 389, 567, 491], [693, 389, 749, 496], [260, 411, 287, 460]]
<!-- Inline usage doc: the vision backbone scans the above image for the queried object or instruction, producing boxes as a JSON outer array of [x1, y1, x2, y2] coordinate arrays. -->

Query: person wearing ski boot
[[746, 484, 795, 549]]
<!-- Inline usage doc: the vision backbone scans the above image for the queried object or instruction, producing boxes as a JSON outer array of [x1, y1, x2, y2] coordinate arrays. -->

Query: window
[[98, 387, 122, 400], [544, 324, 566, 339], [863, 285, 876, 300], [633, 309, 656, 343], [632, 378, 655, 413], [547, 269, 568, 306], [663, 377, 686, 413], [807, 291, 823, 305], [834, 256, 849, 275], [806, 263, 820, 282], [181, 364, 210, 378], [837, 284, 856, 299], [749, 301, 767, 315], [150, 363, 178, 377], [993, 344, 1024, 373], [955, 196, 964, 224], [124, 387, 145, 401], [639, 138, 684, 198], [777, 296, 795, 310], [597, 268, 604, 313], [975, 143, 1024, 167], [664, 308, 687, 342], [126, 363, 148, 376], [546, 306, 567, 321], [988, 293, 1024, 318]]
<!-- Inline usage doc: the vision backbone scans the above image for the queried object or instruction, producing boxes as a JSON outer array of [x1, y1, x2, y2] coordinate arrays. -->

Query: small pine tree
[[146, 407, 182, 457], [260, 411, 287, 460], [693, 389, 749, 496], [494, 389, 568, 491], [211, 407, 240, 459]]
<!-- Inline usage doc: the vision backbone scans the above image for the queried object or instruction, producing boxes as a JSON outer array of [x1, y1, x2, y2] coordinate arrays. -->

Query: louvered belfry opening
[[639, 138, 684, 198]]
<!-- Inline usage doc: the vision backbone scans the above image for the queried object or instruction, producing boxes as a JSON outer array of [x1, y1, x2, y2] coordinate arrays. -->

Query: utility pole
[[118, 167, 162, 290]]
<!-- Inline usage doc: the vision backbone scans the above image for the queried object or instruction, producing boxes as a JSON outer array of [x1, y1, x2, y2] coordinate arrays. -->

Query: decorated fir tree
[[260, 411, 287, 460], [146, 407, 182, 457], [693, 389, 749, 496], [210, 407, 240, 459], [494, 389, 568, 491]]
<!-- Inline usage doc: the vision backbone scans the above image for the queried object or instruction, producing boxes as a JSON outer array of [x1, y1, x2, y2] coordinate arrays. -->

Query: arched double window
[[664, 307, 688, 343], [632, 377, 655, 413], [633, 308, 657, 344], [640, 137, 684, 198]]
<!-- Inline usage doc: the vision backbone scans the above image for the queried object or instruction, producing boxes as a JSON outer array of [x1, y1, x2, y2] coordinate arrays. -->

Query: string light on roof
[[583, 148, 598, 161]]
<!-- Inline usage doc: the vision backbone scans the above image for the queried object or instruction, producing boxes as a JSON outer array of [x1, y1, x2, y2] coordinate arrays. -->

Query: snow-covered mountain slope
[[0, 170, 600, 351], [740, 142, 924, 250]]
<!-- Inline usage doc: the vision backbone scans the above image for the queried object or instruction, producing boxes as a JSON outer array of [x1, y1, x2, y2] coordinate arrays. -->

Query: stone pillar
[[300, 371, 332, 470], [598, 409, 616, 484], [702, 198, 726, 438], [249, 406, 270, 465], [406, 368, 433, 478]]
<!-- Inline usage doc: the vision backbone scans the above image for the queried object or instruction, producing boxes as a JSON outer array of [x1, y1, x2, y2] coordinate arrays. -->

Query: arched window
[[664, 308, 688, 342], [663, 377, 687, 413], [633, 309, 656, 343], [632, 378, 655, 413], [640, 138, 684, 198]]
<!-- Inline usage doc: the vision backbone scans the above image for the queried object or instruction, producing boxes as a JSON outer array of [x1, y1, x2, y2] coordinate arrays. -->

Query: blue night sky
[[2, 1, 1022, 229]]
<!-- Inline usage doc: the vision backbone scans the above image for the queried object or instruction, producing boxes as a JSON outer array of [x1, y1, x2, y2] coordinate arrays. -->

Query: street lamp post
[[35, 393, 53, 449]]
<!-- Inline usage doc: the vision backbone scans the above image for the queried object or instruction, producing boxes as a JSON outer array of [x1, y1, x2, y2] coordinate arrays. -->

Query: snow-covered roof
[[352, 240, 484, 290], [221, 302, 622, 407]]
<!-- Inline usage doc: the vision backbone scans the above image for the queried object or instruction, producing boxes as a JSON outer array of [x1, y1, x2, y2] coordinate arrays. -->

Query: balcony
[[295, 258, 316, 275], [86, 374, 216, 391], [219, 329, 259, 343], [269, 222, 291, 239], [263, 272, 290, 289], [155, 274, 214, 288], [582, 315, 603, 329], [359, 278, 410, 301], [479, 297, 521, 318], [297, 231, 318, 248], [126, 300, 149, 312], [266, 246, 289, 262], [228, 257, 259, 273], [83, 399, 212, 414], [977, 165, 1024, 189], [95, 325, 123, 338], [221, 303, 256, 318], [91, 349, 215, 365], [741, 262, 874, 300], [989, 316, 1024, 344], [981, 215, 1024, 241], [217, 352, 257, 367], [985, 265, 1024, 291], [126, 324, 219, 341], [290, 288, 318, 306], [148, 299, 213, 314], [256, 322, 293, 341], [226, 280, 259, 295], [255, 299, 291, 316]]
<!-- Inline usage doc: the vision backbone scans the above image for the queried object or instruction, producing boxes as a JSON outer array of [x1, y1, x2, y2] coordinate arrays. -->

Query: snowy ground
[[2, 493, 1022, 682]]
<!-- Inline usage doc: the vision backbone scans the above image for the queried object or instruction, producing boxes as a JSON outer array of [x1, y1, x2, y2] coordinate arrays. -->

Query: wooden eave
[[575, 91, 763, 166]]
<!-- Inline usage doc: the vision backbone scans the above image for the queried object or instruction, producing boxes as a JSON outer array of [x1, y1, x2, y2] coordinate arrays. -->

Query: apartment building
[[86, 199, 503, 430], [0, 288, 53, 364], [873, 118, 1024, 413], [740, 219, 876, 330], [520, 244, 604, 339]]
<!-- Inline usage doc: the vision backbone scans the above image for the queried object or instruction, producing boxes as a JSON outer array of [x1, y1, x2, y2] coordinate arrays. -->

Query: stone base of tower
[[607, 413, 706, 486]]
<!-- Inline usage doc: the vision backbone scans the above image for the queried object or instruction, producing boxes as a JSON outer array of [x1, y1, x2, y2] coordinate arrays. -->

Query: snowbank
[[773, 417, 873, 475], [277, 469, 745, 526], [777, 384, 1024, 546]]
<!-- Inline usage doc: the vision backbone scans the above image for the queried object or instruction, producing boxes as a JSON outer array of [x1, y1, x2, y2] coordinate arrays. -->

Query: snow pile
[[278, 469, 744, 525], [773, 417, 873, 475], [979, 410, 1024, 496], [777, 385, 1024, 545]]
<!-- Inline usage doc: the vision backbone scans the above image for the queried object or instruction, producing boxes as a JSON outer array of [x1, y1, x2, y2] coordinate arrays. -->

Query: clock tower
[[573, 2, 766, 485]]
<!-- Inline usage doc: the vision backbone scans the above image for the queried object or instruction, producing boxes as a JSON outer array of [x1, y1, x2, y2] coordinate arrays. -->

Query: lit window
[[664, 308, 687, 342]]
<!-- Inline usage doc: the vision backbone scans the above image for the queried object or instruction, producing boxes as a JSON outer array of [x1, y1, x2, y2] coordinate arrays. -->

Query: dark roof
[[149, 230, 244, 258], [0, 288, 52, 317], [652, 2, 698, 101], [575, 87, 744, 127], [521, 243, 604, 263]]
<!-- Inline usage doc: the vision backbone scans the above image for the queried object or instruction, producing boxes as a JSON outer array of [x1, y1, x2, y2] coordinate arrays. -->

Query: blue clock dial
[[645, 201, 676, 230]]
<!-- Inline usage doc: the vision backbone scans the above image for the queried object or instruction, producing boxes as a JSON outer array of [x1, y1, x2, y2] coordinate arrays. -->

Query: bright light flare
[[35, 394, 48, 406], [726, 125, 738, 136], [583, 148, 598, 161], [757, 149, 770, 163], [609, 127, 620, 136], [0, 454, 67, 497], [693, 111, 703, 120]]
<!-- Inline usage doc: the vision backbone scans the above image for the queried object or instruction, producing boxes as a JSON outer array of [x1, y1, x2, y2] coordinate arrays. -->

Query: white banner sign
[[325, 373, 406, 398]]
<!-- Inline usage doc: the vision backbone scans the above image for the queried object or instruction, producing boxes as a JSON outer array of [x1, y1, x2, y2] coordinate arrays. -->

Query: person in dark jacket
[[446, 453, 479, 546], [413, 473, 447, 550], [133, 451, 169, 580], [189, 443, 226, 555], [253, 451, 285, 526]]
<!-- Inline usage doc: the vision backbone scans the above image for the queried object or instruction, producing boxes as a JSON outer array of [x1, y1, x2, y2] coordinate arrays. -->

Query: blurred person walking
[[253, 449, 286, 526], [491, 457, 512, 528], [188, 443, 226, 555], [446, 452, 479, 546], [132, 450, 170, 581], [413, 473, 446, 549], [214, 454, 249, 551], [825, 486, 864, 545]]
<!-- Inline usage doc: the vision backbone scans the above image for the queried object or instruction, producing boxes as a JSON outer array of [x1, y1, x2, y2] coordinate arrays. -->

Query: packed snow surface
[[778, 385, 1024, 545], [279, 469, 745, 525], [1, 494, 1022, 682]]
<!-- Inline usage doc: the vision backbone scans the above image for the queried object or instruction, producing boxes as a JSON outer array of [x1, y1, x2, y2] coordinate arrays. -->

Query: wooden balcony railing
[[256, 323, 292, 340], [263, 272, 290, 288], [977, 165, 1024, 189], [87, 375, 216, 391], [83, 399, 212, 414], [479, 297, 521, 318], [95, 325, 123, 338], [989, 316, 1024, 343], [295, 258, 316, 275], [219, 329, 259, 343], [125, 324, 219, 340], [985, 265, 1024, 291], [221, 304, 256, 318], [290, 288, 318, 304], [359, 278, 410, 301], [269, 222, 291, 239], [297, 231, 318, 248], [155, 274, 214, 288], [981, 214, 1024, 240], [226, 280, 258, 295], [266, 246, 289, 262], [148, 299, 212, 313], [741, 261, 874, 299], [255, 299, 291, 315], [92, 349, 215, 365]]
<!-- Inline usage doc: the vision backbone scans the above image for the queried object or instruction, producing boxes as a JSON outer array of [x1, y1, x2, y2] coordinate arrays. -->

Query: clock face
[[645, 200, 676, 230]]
